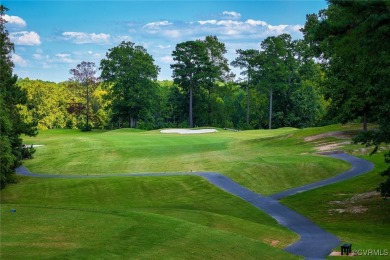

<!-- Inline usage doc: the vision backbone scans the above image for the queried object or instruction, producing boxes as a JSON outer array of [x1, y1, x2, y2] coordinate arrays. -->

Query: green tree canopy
[[171, 36, 231, 128], [303, 0, 390, 197], [100, 41, 160, 128]]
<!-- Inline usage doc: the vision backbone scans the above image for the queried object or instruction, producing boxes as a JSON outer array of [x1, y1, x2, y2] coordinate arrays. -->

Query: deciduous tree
[[100, 41, 160, 128], [303, 0, 390, 197], [69, 61, 99, 131]]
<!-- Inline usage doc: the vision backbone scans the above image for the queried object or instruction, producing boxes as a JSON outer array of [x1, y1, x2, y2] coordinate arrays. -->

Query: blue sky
[[3, 0, 328, 82]]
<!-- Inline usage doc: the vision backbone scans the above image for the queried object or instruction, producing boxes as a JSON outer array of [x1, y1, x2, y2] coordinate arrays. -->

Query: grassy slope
[[1, 176, 298, 259]]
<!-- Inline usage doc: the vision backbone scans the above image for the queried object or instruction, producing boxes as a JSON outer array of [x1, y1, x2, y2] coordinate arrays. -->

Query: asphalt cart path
[[270, 153, 374, 200]]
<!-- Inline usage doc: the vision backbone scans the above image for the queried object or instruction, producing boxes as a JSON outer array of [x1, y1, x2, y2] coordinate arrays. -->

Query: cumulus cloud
[[12, 54, 27, 67], [144, 21, 172, 30], [143, 21, 174, 36], [198, 20, 217, 25], [2, 14, 27, 26], [146, 21, 172, 27], [55, 53, 74, 63], [10, 31, 41, 45], [62, 32, 111, 44], [246, 19, 268, 26], [196, 16, 302, 39], [142, 12, 301, 42], [222, 11, 241, 19]]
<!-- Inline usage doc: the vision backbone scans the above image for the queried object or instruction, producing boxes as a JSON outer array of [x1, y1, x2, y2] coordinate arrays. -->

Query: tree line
[[1, 1, 389, 194], [16, 34, 330, 132]]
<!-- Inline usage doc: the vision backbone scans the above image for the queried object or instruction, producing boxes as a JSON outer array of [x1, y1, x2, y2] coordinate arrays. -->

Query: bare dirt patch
[[304, 131, 354, 142], [329, 251, 356, 256], [315, 142, 350, 152], [328, 191, 379, 215], [304, 131, 355, 152]]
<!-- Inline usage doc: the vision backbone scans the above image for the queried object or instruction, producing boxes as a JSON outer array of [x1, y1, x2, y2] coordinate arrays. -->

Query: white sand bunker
[[160, 128, 218, 134], [23, 144, 45, 148]]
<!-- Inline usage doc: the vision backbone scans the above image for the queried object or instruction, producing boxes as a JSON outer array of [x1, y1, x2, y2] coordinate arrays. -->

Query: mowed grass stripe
[[1, 206, 298, 259], [1, 175, 298, 259]]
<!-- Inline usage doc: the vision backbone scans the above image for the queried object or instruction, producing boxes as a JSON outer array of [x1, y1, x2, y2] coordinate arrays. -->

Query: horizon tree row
[[17, 34, 331, 131]]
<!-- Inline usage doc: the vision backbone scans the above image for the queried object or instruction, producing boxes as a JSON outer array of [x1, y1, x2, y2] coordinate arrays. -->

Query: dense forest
[[1, 1, 390, 194]]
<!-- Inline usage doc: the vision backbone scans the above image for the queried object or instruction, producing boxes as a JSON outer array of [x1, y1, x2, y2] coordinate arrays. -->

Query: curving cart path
[[16, 152, 374, 259]]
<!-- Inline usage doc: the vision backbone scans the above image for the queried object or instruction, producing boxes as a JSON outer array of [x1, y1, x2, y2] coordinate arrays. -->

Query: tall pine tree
[[0, 5, 37, 189]]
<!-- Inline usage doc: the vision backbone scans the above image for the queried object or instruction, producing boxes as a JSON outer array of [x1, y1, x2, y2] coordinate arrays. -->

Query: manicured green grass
[[3, 123, 382, 259], [1, 176, 299, 259], [21, 126, 352, 195]]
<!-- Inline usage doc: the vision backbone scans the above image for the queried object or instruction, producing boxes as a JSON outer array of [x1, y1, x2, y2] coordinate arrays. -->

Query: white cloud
[[140, 11, 302, 44], [216, 20, 242, 26], [2, 14, 26, 26], [222, 11, 241, 19], [267, 25, 289, 34], [289, 25, 303, 32], [10, 31, 41, 46], [62, 32, 111, 44], [246, 19, 268, 27], [198, 20, 217, 25], [196, 16, 302, 39], [144, 21, 172, 30], [56, 53, 74, 63], [12, 54, 27, 67]]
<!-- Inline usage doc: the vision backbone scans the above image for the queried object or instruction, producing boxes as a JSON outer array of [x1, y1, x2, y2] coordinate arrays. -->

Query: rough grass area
[[1, 176, 298, 259]]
